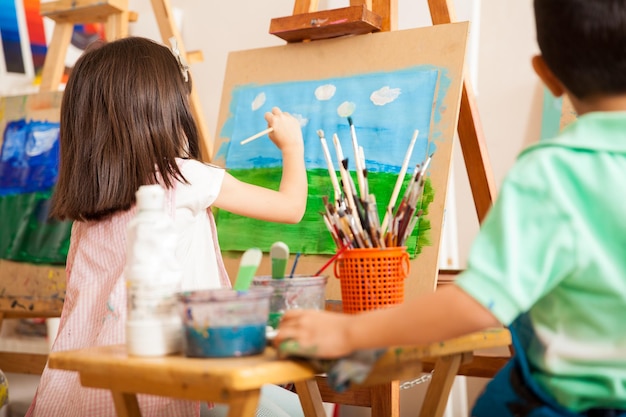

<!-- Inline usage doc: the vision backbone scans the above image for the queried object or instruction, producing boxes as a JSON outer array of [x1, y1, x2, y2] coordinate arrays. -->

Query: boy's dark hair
[[50, 37, 201, 221], [534, 0, 626, 99]]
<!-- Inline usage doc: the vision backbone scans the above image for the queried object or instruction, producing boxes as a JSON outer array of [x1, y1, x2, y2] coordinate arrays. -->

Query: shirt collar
[[527, 111, 626, 154]]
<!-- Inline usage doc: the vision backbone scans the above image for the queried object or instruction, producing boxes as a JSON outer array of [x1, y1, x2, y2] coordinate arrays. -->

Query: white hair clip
[[169, 36, 189, 83]]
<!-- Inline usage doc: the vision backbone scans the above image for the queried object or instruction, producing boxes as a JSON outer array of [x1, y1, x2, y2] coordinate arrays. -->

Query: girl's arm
[[275, 285, 501, 358], [213, 107, 307, 223]]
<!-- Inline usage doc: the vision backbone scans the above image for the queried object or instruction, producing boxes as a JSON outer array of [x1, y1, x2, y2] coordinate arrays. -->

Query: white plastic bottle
[[125, 184, 182, 356]]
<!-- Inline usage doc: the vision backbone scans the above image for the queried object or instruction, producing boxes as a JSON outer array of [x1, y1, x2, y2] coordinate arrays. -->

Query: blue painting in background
[[0, 0, 25, 73], [219, 66, 442, 173], [0, 116, 69, 264], [0, 119, 60, 196]]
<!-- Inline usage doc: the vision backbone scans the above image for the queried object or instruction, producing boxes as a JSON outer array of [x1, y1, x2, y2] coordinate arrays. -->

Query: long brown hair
[[50, 37, 201, 221]]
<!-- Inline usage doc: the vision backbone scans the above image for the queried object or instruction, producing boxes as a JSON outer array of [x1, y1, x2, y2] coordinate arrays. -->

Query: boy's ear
[[532, 55, 565, 98]]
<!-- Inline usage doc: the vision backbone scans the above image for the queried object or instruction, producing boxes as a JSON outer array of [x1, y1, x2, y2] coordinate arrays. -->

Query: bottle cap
[[136, 185, 165, 211]]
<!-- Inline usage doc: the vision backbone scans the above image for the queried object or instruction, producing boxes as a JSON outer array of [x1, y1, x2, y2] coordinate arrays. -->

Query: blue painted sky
[[219, 66, 444, 174], [0, 119, 60, 195]]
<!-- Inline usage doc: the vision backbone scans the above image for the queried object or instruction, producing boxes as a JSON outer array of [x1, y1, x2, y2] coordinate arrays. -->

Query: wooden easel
[[267, 1, 502, 416], [271, 0, 496, 222], [38, 0, 215, 161]]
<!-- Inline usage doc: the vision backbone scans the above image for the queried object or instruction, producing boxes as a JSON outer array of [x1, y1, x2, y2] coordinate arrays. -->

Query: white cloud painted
[[370, 86, 401, 106], [315, 84, 336, 101], [337, 101, 356, 117], [26, 128, 60, 156], [251, 92, 266, 111], [293, 113, 308, 127]]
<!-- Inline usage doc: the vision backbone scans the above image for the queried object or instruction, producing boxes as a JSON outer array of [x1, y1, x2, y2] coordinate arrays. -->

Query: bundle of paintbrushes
[[318, 119, 432, 250]]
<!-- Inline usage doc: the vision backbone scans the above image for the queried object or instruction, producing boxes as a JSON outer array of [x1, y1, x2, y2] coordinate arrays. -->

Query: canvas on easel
[[214, 22, 469, 298], [0, 91, 66, 374]]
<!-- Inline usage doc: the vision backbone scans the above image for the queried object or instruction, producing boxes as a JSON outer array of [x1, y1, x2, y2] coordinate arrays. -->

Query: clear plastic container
[[177, 287, 274, 358], [252, 275, 328, 329]]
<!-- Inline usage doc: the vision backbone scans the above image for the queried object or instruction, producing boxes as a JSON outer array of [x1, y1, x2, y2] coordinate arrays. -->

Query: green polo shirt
[[456, 112, 626, 412]]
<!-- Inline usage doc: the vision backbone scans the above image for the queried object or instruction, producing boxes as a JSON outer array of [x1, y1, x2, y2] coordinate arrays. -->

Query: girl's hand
[[274, 309, 356, 359], [265, 107, 304, 155]]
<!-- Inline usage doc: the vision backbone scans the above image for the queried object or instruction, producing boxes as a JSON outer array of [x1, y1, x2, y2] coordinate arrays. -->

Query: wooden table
[[48, 328, 511, 417]]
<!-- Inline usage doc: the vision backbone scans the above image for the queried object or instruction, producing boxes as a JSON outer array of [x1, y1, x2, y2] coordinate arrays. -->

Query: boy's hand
[[274, 309, 355, 359], [265, 107, 304, 154]]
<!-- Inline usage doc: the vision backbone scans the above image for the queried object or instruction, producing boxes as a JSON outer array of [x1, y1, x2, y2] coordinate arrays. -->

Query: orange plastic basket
[[334, 247, 410, 314]]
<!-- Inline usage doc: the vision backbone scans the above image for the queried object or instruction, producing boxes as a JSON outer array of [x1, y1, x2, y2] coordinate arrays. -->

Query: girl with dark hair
[[27, 36, 307, 417]]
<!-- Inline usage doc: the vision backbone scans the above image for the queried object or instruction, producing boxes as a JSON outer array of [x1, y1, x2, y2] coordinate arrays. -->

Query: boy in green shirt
[[276, 0, 626, 415]]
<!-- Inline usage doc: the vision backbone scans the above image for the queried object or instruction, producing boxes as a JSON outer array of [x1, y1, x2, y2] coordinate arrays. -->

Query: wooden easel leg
[[105, 10, 130, 41], [226, 390, 262, 417], [188, 88, 214, 161], [350, 0, 373, 12], [150, 0, 214, 161], [292, 0, 320, 15], [294, 379, 328, 417], [456, 80, 497, 221], [372, 0, 397, 31], [419, 354, 462, 417], [428, 0, 497, 222], [370, 381, 400, 417], [111, 391, 142, 417], [40, 22, 73, 92]]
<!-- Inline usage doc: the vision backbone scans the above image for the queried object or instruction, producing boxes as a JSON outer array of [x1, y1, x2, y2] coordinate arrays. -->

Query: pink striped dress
[[26, 160, 231, 417]]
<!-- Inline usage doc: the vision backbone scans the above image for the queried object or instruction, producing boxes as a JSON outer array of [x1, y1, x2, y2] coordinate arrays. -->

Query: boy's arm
[[275, 285, 501, 358], [213, 108, 307, 223]]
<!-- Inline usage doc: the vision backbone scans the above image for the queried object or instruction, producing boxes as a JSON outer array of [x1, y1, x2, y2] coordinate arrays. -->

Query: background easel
[[37, 0, 215, 161], [265, 1, 501, 416]]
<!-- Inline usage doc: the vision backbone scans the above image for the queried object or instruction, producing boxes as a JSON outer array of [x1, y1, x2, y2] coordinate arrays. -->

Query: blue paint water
[[183, 323, 266, 358]]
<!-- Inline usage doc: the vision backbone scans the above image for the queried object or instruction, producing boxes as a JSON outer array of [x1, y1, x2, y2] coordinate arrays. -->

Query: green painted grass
[[216, 168, 434, 257]]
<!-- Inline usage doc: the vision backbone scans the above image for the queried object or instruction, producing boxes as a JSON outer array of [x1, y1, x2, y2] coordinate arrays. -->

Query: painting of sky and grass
[[216, 66, 450, 256]]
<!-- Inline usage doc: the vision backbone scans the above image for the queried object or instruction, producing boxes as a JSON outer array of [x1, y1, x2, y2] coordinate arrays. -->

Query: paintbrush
[[338, 206, 364, 248], [359, 146, 369, 198], [333, 134, 358, 217], [327, 202, 350, 247], [395, 154, 433, 245], [321, 212, 342, 248], [367, 194, 385, 247], [240, 127, 274, 145], [347, 116, 366, 198], [318, 129, 342, 204], [400, 211, 422, 246], [232, 248, 263, 290], [270, 241, 290, 279], [381, 129, 419, 235], [353, 196, 373, 248], [341, 159, 370, 245], [314, 245, 349, 276], [410, 155, 432, 205], [321, 196, 343, 247], [289, 253, 301, 278]]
